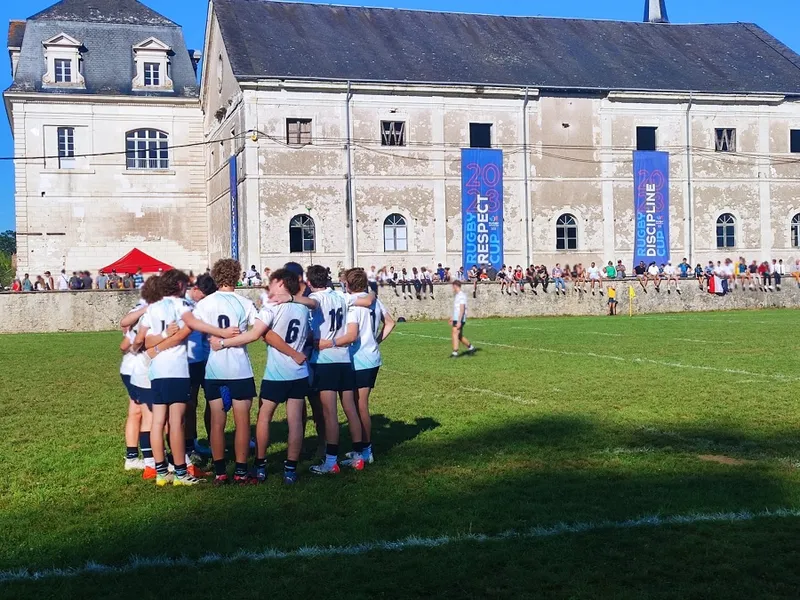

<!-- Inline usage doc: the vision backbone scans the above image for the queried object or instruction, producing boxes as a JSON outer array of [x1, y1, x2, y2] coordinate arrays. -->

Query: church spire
[[644, 0, 669, 23]]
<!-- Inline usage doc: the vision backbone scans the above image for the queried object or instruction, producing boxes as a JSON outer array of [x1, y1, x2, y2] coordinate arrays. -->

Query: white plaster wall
[[11, 98, 207, 276]]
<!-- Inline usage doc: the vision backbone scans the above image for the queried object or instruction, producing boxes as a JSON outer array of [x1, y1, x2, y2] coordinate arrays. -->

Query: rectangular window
[[791, 130, 800, 153], [54, 59, 72, 83], [287, 118, 312, 145], [715, 128, 736, 152], [381, 121, 406, 146], [57, 127, 75, 169], [144, 62, 160, 86], [636, 127, 657, 151], [470, 123, 492, 148]]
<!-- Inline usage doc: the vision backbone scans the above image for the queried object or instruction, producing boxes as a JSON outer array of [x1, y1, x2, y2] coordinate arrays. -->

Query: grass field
[[2, 309, 800, 599]]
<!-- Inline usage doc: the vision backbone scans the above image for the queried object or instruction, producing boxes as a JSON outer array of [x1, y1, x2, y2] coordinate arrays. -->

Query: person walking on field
[[450, 280, 476, 359]]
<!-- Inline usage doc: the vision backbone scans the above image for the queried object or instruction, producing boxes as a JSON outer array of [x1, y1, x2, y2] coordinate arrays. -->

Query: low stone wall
[[1, 281, 797, 334]]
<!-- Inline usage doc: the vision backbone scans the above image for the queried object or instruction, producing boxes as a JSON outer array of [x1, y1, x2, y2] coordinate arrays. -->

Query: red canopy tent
[[99, 248, 173, 275]]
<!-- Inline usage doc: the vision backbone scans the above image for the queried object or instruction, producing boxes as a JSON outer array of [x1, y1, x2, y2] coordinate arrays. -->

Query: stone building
[[5, 0, 205, 277], [8, 0, 800, 276], [203, 0, 800, 272]]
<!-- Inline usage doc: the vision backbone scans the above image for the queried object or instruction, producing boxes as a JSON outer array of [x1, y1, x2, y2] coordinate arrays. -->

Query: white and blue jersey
[[347, 294, 388, 371], [194, 291, 257, 381], [259, 303, 310, 382], [130, 314, 151, 390], [452, 291, 468, 324], [309, 289, 352, 365], [184, 293, 209, 365], [142, 296, 192, 380]]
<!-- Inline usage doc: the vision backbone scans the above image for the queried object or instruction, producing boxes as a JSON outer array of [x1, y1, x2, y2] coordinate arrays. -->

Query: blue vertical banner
[[229, 154, 239, 261], [633, 151, 670, 266], [461, 149, 504, 269]]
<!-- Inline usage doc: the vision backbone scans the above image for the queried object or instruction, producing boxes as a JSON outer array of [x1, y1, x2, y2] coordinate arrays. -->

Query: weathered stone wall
[[2, 282, 798, 334]]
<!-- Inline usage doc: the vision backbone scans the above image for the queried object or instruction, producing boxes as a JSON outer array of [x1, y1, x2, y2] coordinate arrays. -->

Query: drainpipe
[[685, 91, 694, 265], [522, 87, 532, 266], [345, 81, 356, 267]]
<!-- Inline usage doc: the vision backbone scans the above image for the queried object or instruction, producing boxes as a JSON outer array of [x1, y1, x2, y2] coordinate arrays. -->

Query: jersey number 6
[[285, 319, 301, 344]]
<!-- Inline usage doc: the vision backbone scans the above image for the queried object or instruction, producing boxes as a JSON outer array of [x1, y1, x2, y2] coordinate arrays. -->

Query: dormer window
[[144, 62, 160, 87], [42, 33, 85, 89], [54, 59, 72, 83], [132, 37, 173, 91]]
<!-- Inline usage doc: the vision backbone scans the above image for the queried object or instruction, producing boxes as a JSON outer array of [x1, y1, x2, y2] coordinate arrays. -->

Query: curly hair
[[211, 259, 241, 288], [159, 269, 190, 297], [344, 268, 368, 293], [140, 275, 163, 304]]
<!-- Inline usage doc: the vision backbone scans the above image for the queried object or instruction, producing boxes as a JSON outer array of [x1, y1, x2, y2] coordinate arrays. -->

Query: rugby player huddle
[[119, 259, 394, 487]]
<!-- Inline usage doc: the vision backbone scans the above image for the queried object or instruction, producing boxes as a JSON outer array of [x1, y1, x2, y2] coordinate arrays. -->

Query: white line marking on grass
[[586, 332, 623, 337], [674, 338, 734, 345], [511, 327, 544, 331], [394, 333, 800, 382], [2, 508, 799, 583], [460, 387, 537, 405]]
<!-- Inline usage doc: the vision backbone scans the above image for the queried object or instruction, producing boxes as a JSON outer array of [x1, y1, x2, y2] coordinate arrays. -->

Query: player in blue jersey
[[183, 273, 218, 463], [319, 268, 395, 466], [211, 269, 310, 485]]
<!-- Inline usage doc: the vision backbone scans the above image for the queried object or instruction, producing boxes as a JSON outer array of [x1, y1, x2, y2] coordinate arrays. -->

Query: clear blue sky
[[0, 0, 797, 231]]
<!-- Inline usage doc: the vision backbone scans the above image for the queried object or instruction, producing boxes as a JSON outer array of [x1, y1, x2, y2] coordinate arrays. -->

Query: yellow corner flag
[[628, 285, 636, 317]]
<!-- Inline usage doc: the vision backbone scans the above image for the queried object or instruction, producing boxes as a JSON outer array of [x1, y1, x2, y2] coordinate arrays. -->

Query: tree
[[0, 251, 13, 288], [0, 230, 16, 256]]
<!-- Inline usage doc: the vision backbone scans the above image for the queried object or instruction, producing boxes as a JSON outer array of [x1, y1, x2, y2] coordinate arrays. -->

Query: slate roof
[[7, 20, 26, 48], [6, 1, 197, 97], [214, 0, 800, 95], [29, 0, 176, 27]]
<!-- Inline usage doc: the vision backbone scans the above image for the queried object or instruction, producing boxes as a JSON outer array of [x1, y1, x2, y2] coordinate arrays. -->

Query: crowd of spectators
[[7, 258, 800, 300]]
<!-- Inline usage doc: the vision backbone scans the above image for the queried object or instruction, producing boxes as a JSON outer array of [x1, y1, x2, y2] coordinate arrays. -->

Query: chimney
[[644, 0, 669, 23]]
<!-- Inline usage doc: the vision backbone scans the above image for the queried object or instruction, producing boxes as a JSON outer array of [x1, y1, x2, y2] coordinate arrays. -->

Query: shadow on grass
[[1, 415, 799, 579]]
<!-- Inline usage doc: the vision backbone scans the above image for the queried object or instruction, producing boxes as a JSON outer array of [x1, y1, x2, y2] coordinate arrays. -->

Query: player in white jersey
[[450, 280, 476, 358], [183, 259, 258, 485], [123, 277, 164, 479], [294, 265, 374, 474], [183, 274, 218, 463], [319, 269, 396, 466], [120, 299, 148, 472], [211, 269, 310, 485], [137, 270, 200, 486]]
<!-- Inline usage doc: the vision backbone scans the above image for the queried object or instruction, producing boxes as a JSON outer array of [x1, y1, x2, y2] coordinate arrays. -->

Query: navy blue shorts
[[312, 363, 355, 392], [189, 361, 207, 387], [204, 378, 256, 401], [121, 374, 139, 402], [260, 378, 310, 405], [151, 378, 191, 405], [354, 367, 380, 390], [133, 385, 154, 408]]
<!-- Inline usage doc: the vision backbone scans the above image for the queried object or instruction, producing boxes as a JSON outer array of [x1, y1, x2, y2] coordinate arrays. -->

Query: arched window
[[716, 213, 736, 248], [384, 213, 407, 252], [126, 129, 169, 170], [791, 214, 800, 248], [289, 214, 315, 253], [556, 213, 578, 250]]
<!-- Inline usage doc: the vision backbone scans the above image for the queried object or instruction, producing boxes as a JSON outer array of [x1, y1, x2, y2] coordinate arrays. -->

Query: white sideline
[[2, 508, 799, 583], [395, 333, 800, 382]]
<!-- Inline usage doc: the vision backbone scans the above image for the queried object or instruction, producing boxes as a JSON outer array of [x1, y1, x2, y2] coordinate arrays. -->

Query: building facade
[[8, 0, 800, 276], [5, 0, 205, 277]]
